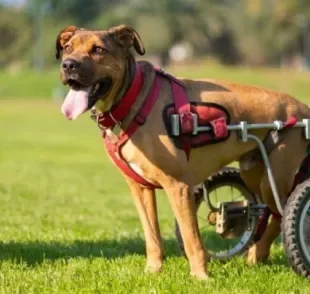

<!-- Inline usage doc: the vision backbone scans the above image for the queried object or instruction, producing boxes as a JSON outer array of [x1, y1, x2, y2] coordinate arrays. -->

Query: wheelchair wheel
[[282, 179, 310, 278], [175, 167, 259, 260]]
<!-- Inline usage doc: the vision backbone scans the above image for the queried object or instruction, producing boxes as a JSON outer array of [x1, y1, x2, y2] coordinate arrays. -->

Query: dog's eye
[[64, 45, 72, 54], [93, 46, 107, 55]]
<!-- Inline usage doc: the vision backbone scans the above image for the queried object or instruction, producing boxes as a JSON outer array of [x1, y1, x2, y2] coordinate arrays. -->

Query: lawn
[[1, 60, 310, 101], [1, 64, 310, 293]]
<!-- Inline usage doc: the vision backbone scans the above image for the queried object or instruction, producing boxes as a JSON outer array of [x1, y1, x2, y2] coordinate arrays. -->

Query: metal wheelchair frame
[[171, 114, 310, 216]]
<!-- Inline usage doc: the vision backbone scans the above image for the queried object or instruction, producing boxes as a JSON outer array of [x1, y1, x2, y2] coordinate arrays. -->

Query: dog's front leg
[[164, 181, 208, 280], [126, 178, 164, 273]]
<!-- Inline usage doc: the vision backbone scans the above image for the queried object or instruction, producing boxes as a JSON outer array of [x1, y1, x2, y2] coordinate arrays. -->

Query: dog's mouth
[[61, 78, 112, 120]]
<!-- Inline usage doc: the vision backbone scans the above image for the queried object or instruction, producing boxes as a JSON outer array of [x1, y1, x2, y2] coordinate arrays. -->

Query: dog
[[56, 24, 310, 279]]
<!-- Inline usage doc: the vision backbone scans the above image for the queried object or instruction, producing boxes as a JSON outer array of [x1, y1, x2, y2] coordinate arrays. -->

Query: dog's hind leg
[[163, 177, 208, 280], [240, 162, 277, 264], [126, 178, 164, 273], [247, 215, 281, 264], [240, 160, 264, 198], [247, 129, 308, 264]]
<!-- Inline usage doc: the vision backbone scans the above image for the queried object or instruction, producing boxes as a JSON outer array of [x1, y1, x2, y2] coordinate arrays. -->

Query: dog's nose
[[62, 58, 81, 72]]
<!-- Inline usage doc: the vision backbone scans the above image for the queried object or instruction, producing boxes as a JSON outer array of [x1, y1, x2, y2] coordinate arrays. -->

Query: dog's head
[[56, 25, 145, 120]]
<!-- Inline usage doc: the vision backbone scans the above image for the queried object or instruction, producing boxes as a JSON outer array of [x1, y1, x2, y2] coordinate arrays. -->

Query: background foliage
[[1, 0, 310, 70]]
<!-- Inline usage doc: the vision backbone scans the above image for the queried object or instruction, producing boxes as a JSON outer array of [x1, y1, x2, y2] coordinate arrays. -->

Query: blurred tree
[[225, 0, 302, 65], [0, 7, 31, 67], [1, 0, 310, 69], [26, 0, 131, 25], [91, 0, 238, 65]]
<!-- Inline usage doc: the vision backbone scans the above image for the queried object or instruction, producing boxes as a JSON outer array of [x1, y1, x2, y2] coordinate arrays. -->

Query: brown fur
[[56, 25, 310, 279]]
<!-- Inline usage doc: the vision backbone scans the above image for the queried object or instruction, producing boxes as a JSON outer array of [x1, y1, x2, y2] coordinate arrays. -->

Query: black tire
[[175, 167, 258, 260], [282, 179, 310, 278]]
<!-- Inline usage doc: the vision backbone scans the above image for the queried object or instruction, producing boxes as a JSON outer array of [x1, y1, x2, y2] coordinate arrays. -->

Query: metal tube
[[247, 134, 283, 216], [196, 121, 306, 133], [170, 117, 310, 216]]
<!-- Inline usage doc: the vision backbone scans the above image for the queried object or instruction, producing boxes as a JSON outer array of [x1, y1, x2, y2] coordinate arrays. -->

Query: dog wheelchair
[[173, 116, 310, 278]]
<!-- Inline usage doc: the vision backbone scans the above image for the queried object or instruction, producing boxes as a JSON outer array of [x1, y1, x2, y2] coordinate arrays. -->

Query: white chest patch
[[128, 161, 155, 184], [128, 162, 145, 177]]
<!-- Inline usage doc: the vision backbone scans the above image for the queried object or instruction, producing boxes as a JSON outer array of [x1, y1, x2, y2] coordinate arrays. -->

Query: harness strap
[[284, 116, 297, 128], [104, 72, 164, 189], [97, 65, 144, 128], [104, 139, 160, 188], [101, 66, 194, 187], [156, 69, 192, 159]]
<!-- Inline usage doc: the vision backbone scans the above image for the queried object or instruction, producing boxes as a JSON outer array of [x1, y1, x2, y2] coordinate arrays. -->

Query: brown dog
[[56, 24, 310, 279]]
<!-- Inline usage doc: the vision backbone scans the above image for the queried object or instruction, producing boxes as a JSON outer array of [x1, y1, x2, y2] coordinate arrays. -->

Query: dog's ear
[[108, 25, 145, 56], [55, 25, 79, 59]]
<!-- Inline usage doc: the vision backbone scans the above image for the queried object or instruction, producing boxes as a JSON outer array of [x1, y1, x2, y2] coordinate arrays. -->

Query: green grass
[[0, 70, 64, 100], [1, 99, 310, 293], [2, 60, 310, 101]]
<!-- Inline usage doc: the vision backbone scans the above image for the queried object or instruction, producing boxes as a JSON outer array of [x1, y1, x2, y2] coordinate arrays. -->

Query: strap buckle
[[90, 108, 108, 132], [170, 113, 198, 136]]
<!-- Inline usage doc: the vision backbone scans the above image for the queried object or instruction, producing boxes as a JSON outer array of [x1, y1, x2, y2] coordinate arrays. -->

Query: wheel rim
[[198, 181, 256, 259], [298, 199, 310, 263]]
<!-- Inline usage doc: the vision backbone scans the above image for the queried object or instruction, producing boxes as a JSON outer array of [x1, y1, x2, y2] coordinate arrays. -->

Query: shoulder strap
[[156, 68, 192, 159]]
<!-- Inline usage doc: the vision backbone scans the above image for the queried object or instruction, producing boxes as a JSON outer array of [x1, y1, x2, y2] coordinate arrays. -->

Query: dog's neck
[[94, 59, 156, 132], [114, 55, 137, 105]]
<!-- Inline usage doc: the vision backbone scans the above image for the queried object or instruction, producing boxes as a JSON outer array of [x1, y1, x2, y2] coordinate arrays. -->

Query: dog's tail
[[287, 93, 310, 120], [299, 102, 310, 120]]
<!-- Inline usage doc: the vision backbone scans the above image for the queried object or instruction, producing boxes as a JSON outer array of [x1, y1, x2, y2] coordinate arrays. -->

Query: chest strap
[[103, 70, 163, 189], [99, 66, 195, 188]]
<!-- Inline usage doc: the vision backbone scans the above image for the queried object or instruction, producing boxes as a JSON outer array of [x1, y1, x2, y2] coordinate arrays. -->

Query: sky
[[0, 0, 26, 7]]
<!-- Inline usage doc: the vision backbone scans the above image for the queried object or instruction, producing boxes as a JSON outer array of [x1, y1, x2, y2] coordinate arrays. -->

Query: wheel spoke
[[230, 185, 234, 201], [215, 190, 219, 207], [233, 193, 243, 201]]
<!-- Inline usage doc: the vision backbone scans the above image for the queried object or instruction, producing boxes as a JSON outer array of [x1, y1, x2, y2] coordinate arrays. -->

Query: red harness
[[96, 64, 228, 188], [97, 65, 166, 188]]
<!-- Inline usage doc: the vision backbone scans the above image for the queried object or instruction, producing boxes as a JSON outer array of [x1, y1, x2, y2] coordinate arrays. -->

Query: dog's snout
[[62, 58, 81, 72]]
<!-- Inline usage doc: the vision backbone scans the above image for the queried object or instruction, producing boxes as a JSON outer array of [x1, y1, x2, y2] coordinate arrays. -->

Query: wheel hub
[[207, 212, 217, 225]]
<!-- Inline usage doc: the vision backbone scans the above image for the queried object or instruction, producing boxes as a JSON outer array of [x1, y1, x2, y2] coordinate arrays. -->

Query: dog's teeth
[[90, 83, 100, 96], [90, 83, 99, 95]]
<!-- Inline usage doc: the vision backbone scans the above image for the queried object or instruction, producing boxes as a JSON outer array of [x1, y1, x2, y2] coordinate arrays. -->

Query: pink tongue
[[61, 87, 92, 120]]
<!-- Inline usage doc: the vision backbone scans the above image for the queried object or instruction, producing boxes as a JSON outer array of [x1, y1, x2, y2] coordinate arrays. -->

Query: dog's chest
[[105, 129, 158, 186], [128, 162, 145, 177]]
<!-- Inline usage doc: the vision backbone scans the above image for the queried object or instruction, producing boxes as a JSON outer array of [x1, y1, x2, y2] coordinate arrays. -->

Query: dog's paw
[[247, 243, 270, 265], [144, 263, 163, 274], [190, 271, 210, 281]]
